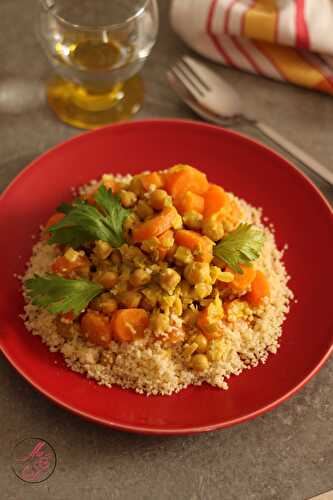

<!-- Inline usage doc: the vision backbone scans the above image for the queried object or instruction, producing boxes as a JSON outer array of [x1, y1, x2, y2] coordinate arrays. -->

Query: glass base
[[47, 74, 144, 129]]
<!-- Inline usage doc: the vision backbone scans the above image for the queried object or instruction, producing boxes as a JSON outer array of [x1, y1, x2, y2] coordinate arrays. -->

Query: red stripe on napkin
[[224, 0, 238, 32], [253, 41, 287, 80], [301, 51, 333, 89], [296, 0, 310, 49], [206, 0, 239, 67], [230, 37, 264, 75]]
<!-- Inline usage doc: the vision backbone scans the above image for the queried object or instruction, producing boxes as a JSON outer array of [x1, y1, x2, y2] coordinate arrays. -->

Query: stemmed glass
[[37, 0, 159, 129]]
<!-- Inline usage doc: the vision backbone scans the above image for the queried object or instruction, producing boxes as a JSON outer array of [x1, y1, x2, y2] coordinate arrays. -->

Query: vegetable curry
[[25, 165, 270, 373]]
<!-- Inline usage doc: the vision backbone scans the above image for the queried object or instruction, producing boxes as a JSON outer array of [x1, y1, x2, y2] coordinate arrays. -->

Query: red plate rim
[[0, 118, 332, 435]]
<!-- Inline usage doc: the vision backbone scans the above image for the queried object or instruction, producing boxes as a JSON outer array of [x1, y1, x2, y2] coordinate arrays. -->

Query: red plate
[[0, 119, 332, 435]]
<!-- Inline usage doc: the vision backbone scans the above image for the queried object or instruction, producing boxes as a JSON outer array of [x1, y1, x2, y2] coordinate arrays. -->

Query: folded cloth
[[170, 0, 333, 95]]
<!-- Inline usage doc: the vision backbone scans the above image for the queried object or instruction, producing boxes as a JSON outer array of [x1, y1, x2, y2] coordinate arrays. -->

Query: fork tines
[[169, 56, 211, 99]]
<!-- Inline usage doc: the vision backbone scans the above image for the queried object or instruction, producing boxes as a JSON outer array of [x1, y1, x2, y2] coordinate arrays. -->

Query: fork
[[167, 56, 333, 186]]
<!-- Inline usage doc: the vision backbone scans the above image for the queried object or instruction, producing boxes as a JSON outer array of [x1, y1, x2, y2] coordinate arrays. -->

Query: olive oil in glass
[[38, 0, 158, 129]]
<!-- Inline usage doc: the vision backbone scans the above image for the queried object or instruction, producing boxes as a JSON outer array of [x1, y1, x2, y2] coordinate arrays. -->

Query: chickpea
[[64, 247, 81, 262], [184, 262, 211, 285], [163, 196, 173, 207], [110, 250, 122, 265], [119, 267, 131, 284], [129, 176, 144, 196], [202, 216, 224, 241], [183, 211, 203, 230], [192, 334, 208, 353], [124, 213, 140, 230], [141, 237, 159, 254], [120, 244, 145, 263], [136, 200, 154, 220], [183, 342, 199, 361], [191, 353, 209, 372], [150, 312, 170, 335], [119, 290, 142, 308], [160, 268, 181, 294], [98, 271, 118, 289], [142, 286, 158, 309], [182, 309, 198, 326], [166, 243, 177, 260], [100, 298, 118, 315], [180, 280, 191, 296], [159, 232, 174, 250], [90, 291, 110, 308], [210, 265, 221, 284], [91, 293, 118, 315], [130, 268, 151, 287], [149, 189, 168, 210], [93, 240, 112, 260], [75, 265, 90, 279], [202, 325, 224, 339], [119, 189, 137, 208], [160, 293, 176, 311], [193, 283, 212, 300], [141, 297, 154, 311], [123, 213, 140, 240], [171, 212, 183, 230], [174, 245, 193, 265], [172, 297, 183, 316], [207, 339, 224, 362]]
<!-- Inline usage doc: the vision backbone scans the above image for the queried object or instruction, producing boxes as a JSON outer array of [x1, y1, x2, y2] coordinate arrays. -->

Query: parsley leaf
[[25, 274, 103, 317], [56, 202, 73, 214], [48, 185, 130, 248], [57, 198, 86, 215], [214, 223, 265, 274]]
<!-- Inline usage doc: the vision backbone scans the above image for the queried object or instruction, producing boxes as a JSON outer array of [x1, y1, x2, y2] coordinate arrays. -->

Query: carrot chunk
[[157, 229, 174, 260], [60, 311, 75, 322], [132, 207, 176, 243], [174, 229, 213, 263], [140, 172, 164, 191], [80, 185, 99, 205], [102, 177, 121, 193], [111, 309, 149, 342], [196, 307, 223, 340], [81, 178, 120, 205], [44, 212, 65, 231], [203, 184, 229, 219], [81, 310, 113, 347], [164, 165, 209, 201], [175, 191, 205, 215], [51, 255, 89, 277], [228, 264, 257, 293], [43, 212, 65, 240], [197, 307, 210, 332], [246, 270, 270, 306]]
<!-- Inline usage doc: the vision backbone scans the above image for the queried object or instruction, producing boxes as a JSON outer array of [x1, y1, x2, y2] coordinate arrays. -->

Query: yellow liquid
[[68, 39, 123, 69], [47, 39, 144, 129]]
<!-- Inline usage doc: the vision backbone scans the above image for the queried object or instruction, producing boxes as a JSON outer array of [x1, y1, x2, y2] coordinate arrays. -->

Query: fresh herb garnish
[[25, 274, 103, 317], [214, 223, 265, 274], [48, 185, 130, 248], [57, 201, 78, 214]]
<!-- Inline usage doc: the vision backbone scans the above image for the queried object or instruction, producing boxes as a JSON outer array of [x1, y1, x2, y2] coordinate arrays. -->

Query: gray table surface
[[1, 1, 332, 499]]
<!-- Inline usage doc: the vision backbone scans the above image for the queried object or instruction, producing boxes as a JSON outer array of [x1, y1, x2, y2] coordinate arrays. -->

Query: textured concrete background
[[0, 1, 332, 499]]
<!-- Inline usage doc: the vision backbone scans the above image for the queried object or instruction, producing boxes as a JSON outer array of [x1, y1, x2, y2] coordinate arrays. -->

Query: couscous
[[22, 165, 293, 395]]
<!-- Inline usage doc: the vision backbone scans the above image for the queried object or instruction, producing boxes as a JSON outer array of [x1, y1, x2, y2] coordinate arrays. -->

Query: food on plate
[[22, 164, 293, 395]]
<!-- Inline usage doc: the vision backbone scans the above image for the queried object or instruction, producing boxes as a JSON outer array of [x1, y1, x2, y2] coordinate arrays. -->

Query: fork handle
[[255, 121, 333, 186]]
